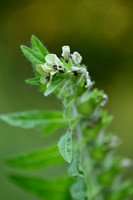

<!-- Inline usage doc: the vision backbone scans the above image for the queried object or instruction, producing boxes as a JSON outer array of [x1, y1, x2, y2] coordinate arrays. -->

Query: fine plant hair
[[1, 35, 133, 200]]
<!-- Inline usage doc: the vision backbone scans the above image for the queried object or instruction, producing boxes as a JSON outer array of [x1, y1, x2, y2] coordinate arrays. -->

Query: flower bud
[[100, 94, 108, 106], [61, 45, 70, 61], [71, 52, 82, 65], [120, 158, 132, 168], [107, 136, 119, 149]]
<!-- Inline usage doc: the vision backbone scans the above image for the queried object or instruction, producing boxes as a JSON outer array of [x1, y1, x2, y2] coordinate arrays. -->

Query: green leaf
[[0, 110, 68, 135], [21, 45, 45, 65], [44, 78, 65, 96], [58, 129, 72, 163], [31, 35, 49, 57], [9, 174, 72, 200], [70, 180, 88, 200], [68, 149, 84, 178], [6, 144, 63, 170], [64, 94, 75, 107], [25, 77, 41, 85]]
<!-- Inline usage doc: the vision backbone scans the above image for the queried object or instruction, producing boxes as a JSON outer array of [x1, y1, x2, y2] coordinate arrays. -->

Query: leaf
[[21, 45, 45, 65], [0, 110, 68, 135], [31, 35, 49, 57], [70, 180, 88, 200], [44, 78, 65, 96], [25, 77, 41, 85], [64, 94, 75, 107], [6, 144, 63, 170], [58, 129, 72, 163], [68, 149, 84, 178], [9, 174, 72, 200]]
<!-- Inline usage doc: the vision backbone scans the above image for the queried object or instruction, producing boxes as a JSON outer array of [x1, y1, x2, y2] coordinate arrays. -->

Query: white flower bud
[[61, 45, 70, 61], [85, 78, 92, 88], [107, 136, 119, 149], [120, 158, 132, 168], [71, 51, 82, 65], [71, 67, 87, 74], [100, 94, 108, 106]]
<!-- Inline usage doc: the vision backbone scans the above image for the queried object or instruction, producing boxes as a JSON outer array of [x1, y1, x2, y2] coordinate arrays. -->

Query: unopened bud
[[71, 52, 82, 65], [61, 45, 70, 61], [100, 94, 108, 106], [107, 136, 119, 149]]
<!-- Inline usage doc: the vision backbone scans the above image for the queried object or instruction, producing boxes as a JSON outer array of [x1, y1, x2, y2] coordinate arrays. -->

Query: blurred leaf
[[25, 77, 41, 85], [68, 149, 84, 178], [64, 94, 75, 107], [70, 179, 88, 200], [77, 89, 104, 115], [107, 181, 133, 200], [0, 110, 68, 135], [6, 144, 63, 170], [31, 35, 49, 57], [21, 45, 45, 65], [9, 174, 72, 200], [58, 129, 72, 163]]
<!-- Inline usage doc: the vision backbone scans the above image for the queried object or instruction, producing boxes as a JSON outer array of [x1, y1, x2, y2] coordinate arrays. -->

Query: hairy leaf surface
[[31, 35, 49, 57]]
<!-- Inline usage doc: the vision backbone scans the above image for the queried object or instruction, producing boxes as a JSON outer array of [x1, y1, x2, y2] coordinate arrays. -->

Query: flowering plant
[[1, 35, 133, 200]]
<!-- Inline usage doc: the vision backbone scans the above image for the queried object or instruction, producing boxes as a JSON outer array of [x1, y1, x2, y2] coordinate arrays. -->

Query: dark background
[[0, 0, 133, 199]]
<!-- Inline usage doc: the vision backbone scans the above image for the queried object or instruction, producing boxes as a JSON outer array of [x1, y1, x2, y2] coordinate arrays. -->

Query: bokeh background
[[0, 0, 133, 199]]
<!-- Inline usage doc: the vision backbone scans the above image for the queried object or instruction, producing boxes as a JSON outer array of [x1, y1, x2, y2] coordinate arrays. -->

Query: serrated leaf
[[68, 149, 84, 178], [58, 129, 72, 163], [9, 174, 72, 200], [25, 77, 41, 85], [21, 45, 45, 65], [31, 35, 49, 57], [6, 144, 63, 170], [70, 180, 88, 200], [0, 111, 68, 135], [44, 78, 65, 96]]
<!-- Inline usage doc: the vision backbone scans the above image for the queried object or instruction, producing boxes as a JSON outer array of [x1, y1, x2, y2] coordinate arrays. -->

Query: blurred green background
[[0, 0, 133, 199]]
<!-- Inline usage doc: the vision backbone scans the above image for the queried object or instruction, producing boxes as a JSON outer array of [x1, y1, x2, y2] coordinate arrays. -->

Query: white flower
[[84, 71, 92, 88], [100, 94, 108, 106], [71, 51, 82, 65], [61, 45, 70, 61], [36, 54, 65, 87], [71, 67, 87, 74]]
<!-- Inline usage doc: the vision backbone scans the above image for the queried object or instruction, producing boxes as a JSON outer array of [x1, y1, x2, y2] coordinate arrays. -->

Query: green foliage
[[1, 36, 133, 200], [0, 110, 68, 135], [6, 144, 63, 170], [9, 174, 72, 200], [58, 129, 72, 163]]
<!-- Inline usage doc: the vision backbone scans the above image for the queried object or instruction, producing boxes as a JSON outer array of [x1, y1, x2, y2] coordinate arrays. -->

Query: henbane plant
[[1, 35, 133, 200]]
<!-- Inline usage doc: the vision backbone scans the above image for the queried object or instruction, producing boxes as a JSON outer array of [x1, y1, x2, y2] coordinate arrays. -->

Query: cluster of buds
[[61, 45, 82, 65]]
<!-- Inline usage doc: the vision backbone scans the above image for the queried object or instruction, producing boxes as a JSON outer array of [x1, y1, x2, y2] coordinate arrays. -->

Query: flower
[[71, 51, 82, 65], [107, 136, 119, 149], [36, 54, 65, 87], [61, 45, 70, 61], [84, 72, 92, 88], [100, 94, 108, 106]]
